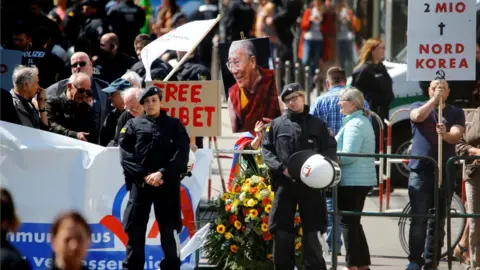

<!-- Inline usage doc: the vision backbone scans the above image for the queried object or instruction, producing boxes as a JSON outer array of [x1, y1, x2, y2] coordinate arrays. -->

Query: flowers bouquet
[[203, 164, 304, 269]]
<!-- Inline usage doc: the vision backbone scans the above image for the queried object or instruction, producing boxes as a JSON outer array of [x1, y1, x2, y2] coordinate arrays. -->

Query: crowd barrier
[[445, 156, 480, 270]]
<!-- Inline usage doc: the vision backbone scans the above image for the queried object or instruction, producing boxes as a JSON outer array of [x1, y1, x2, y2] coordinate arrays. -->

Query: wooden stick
[[163, 15, 222, 82], [438, 85, 444, 188]]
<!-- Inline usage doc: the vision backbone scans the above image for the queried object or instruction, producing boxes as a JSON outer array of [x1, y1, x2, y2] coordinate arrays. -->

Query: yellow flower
[[247, 199, 257, 207], [269, 191, 274, 202], [230, 244, 238, 253], [216, 224, 226, 234], [234, 220, 242, 230], [243, 199, 249, 207], [267, 253, 273, 260], [225, 232, 233, 240], [222, 193, 230, 200], [295, 242, 302, 250], [268, 185, 272, 192], [241, 184, 251, 192], [249, 209, 259, 218], [265, 204, 272, 214], [298, 227, 303, 236], [245, 178, 252, 185], [261, 223, 269, 232]]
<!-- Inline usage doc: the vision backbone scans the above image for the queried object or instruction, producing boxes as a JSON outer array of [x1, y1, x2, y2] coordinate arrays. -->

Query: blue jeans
[[408, 170, 454, 268], [326, 196, 343, 252], [302, 39, 323, 86]]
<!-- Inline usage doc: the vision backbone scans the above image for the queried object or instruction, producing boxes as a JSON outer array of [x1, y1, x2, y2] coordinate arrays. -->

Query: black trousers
[[338, 186, 372, 267], [122, 183, 181, 270], [269, 181, 327, 270]]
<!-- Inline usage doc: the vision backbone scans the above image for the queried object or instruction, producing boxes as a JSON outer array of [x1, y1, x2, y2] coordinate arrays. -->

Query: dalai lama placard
[[219, 37, 281, 133]]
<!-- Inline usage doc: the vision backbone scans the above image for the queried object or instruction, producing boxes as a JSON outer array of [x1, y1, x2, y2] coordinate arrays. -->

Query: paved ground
[[195, 106, 467, 269]]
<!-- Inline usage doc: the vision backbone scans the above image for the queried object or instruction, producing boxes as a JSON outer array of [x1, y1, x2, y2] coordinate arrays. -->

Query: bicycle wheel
[[398, 193, 466, 258]]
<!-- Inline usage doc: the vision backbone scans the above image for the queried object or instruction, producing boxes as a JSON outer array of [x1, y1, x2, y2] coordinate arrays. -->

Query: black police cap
[[280, 82, 303, 102], [139, 86, 163, 105]]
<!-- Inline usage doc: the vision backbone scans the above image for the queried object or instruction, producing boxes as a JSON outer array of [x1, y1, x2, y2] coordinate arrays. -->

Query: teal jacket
[[335, 110, 377, 186]]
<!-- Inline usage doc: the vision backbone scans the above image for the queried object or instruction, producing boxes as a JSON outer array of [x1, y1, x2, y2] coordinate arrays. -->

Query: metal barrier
[[445, 155, 480, 270], [330, 153, 440, 270]]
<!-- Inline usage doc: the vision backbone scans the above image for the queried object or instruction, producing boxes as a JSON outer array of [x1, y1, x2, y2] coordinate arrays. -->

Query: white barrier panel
[[0, 121, 213, 270]]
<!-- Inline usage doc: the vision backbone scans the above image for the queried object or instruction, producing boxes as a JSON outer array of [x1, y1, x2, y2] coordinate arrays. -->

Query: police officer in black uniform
[[119, 86, 190, 270], [261, 83, 337, 270]]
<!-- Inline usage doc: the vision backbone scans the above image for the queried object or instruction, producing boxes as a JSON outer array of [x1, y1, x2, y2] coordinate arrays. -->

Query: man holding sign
[[407, 80, 465, 270]]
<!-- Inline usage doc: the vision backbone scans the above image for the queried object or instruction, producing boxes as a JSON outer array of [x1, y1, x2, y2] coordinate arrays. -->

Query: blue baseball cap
[[102, 78, 132, 94]]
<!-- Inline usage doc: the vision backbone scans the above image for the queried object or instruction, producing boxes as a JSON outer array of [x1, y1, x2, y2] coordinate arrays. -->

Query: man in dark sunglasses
[[46, 52, 110, 136], [46, 72, 98, 144]]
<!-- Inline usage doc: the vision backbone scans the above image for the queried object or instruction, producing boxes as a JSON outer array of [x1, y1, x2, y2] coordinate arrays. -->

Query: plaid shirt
[[310, 86, 370, 135]]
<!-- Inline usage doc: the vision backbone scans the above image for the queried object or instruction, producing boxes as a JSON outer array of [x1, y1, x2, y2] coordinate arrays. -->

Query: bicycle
[[398, 193, 466, 258]]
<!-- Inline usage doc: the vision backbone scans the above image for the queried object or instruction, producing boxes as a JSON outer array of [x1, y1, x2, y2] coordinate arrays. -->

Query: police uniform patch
[[120, 127, 127, 134], [68, 11, 75, 17], [266, 126, 271, 132]]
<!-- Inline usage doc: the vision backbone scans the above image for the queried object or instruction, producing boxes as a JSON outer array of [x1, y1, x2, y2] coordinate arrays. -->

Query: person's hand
[[265, 16, 273, 25], [254, 121, 265, 137], [436, 123, 447, 135], [432, 84, 443, 105], [76, 132, 89, 141], [144, 172, 164, 187], [36, 87, 46, 108], [468, 147, 480, 156]]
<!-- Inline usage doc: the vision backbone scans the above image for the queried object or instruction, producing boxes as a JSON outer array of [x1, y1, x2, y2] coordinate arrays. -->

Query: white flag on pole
[[141, 17, 220, 81]]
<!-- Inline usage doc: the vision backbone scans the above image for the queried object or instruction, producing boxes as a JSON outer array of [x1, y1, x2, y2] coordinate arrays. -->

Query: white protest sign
[[0, 121, 213, 270], [407, 0, 476, 81]]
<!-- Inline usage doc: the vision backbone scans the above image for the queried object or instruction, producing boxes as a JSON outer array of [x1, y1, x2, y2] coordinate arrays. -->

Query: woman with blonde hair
[[335, 87, 376, 270], [0, 188, 31, 269]]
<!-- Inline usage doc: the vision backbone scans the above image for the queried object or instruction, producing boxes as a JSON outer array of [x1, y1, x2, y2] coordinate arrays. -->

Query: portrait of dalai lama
[[226, 39, 281, 133]]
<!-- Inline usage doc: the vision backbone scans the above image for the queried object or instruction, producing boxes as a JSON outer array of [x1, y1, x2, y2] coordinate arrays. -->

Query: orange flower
[[294, 216, 301, 224], [234, 185, 241, 193], [216, 224, 226, 234], [225, 204, 232, 212], [230, 244, 238, 253], [263, 232, 272, 241], [262, 198, 270, 205], [267, 253, 273, 260], [262, 216, 269, 224], [249, 187, 257, 194], [229, 215, 237, 224]]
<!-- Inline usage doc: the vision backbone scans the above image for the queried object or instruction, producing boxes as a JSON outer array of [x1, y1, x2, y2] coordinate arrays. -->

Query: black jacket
[[0, 231, 31, 270], [262, 105, 337, 188], [46, 94, 98, 143], [99, 108, 124, 146], [118, 111, 190, 190]]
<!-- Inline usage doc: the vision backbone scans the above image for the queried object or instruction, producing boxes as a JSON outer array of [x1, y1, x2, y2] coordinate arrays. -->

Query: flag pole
[[163, 15, 222, 82]]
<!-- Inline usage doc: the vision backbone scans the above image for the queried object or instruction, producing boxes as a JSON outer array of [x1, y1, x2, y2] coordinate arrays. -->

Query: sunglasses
[[74, 85, 92, 97], [71, 61, 87, 68]]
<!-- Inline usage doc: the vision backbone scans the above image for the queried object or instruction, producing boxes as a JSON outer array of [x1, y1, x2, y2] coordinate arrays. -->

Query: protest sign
[[147, 80, 221, 137], [407, 0, 476, 81], [0, 49, 23, 90], [0, 121, 213, 270]]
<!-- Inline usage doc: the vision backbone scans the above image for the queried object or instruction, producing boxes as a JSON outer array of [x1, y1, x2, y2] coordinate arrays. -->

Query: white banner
[[0, 121, 212, 270], [141, 18, 220, 81], [407, 0, 476, 81]]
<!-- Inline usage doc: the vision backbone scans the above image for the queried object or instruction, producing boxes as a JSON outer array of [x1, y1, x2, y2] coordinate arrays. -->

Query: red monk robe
[[227, 66, 281, 133]]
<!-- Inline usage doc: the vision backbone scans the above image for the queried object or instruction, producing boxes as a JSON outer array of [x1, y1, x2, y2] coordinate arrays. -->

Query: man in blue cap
[[99, 78, 132, 146], [119, 85, 190, 270]]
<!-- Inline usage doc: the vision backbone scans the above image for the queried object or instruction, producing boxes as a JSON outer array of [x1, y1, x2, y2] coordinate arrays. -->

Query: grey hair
[[12, 65, 39, 88], [121, 70, 142, 88], [68, 72, 90, 85], [228, 40, 256, 57], [340, 87, 369, 115], [121, 87, 142, 102]]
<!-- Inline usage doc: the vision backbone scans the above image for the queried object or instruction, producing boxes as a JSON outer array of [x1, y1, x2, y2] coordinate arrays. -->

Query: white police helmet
[[288, 150, 341, 189]]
